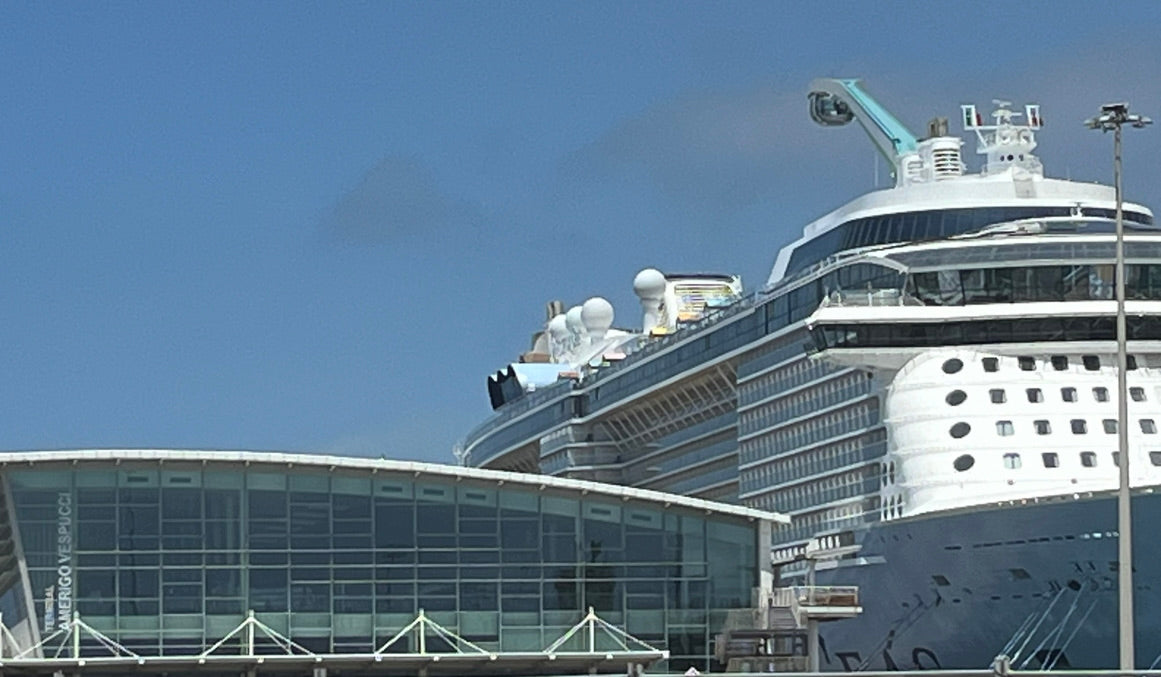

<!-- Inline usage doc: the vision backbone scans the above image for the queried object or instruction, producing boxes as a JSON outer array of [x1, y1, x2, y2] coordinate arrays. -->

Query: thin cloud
[[322, 154, 477, 246], [563, 84, 822, 214]]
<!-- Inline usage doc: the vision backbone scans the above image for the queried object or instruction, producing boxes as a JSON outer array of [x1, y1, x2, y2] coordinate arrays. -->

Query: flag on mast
[[1026, 104, 1042, 128], [961, 104, 981, 129]]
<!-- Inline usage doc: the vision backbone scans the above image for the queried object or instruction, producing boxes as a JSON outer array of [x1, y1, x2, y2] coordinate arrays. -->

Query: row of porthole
[[950, 418, 1159, 439], [954, 450, 1161, 472], [946, 387, 1148, 407], [943, 354, 1141, 375]]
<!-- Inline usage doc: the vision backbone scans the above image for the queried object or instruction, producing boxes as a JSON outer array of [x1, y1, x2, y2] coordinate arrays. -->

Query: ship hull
[[814, 492, 1161, 670]]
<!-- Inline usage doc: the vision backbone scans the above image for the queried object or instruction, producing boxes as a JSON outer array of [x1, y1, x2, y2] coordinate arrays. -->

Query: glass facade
[[810, 315, 1161, 351], [909, 263, 1161, 305], [783, 206, 1154, 276], [3, 457, 767, 670]]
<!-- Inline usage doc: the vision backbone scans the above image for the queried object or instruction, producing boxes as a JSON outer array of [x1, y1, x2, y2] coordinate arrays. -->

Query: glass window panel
[[78, 522, 116, 550], [205, 521, 240, 550], [291, 583, 330, 612], [119, 569, 159, 598], [161, 488, 202, 519], [332, 494, 371, 520], [460, 582, 499, 611], [418, 505, 455, 534], [206, 569, 241, 596], [249, 569, 288, 611], [248, 490, 286, 519], [78, 570, 116, 598], [119, 506, 159, 535], [204, 489, 240, 519], [375, 505, 414, 548]]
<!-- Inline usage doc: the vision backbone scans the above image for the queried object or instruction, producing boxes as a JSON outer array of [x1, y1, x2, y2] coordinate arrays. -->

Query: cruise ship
[[457, 79, 1161, 670]]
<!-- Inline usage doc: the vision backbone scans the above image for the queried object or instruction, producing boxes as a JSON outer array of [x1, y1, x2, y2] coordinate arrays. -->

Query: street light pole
[[1086, 102, 1152, 673]]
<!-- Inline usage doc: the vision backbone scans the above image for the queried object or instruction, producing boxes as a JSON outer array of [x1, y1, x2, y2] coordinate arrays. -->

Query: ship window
[[1083, 355, 1101, 371], [946, 390, 967, 406], [1113, 451, 1121, 467], [982, 357, 999, 373], [1034, 420, 1051, 435], [990, 389, 1007, 404], [953, 455, 975, 472], [1018, 356, 1036, 371], [1150, 451, 1161, 466], [932, 575, 950, 586], [1026, 388, 1044, 403], [950, 422, 971, 439], [1142, 419, 1157, 434], [1094, 387, 1110, 402], [1128, 355, 1138, 370], [996, 421, 1014, 436], [1051, 356, 1069, 371], [1103, 419, 1118, 434], [942, 358, 964, 374], [1062, 387, 1078, 402], [1003, 453, 1022, 469], [1081, 451, 1097, 467], [1042, 452, 1059, 468], [1071, 419, 1088, 434], [1131, 387, 1146, 402]]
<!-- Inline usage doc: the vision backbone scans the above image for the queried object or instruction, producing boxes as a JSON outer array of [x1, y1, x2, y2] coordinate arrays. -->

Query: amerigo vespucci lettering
[[43, 491, 74, 634]]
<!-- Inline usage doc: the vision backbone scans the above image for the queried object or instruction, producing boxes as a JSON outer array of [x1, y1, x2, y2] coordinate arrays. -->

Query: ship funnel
[[545, 300, 564, 321]]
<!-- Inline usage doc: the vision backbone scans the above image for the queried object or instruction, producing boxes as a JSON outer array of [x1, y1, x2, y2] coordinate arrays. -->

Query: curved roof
[[0, 449, 788, 524]]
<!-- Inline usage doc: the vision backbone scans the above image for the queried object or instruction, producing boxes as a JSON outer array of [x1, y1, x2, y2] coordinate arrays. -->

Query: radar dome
[[633, 268, 667, 332], [547, 314, 568, 340], [581, 297, 614, 342], [633, 268, 666, 299], [565, 306, 585, 337], [547, 314, 569, 357]]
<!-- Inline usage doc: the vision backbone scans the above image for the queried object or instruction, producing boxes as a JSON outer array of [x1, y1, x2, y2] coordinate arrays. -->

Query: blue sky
[[4, 2, 1161, 462]]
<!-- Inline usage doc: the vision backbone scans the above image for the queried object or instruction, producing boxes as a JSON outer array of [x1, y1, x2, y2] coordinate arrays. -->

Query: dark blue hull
[[813, 492, 1161, 670]]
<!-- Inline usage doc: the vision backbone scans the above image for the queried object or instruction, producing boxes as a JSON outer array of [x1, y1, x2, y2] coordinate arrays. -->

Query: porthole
[[950, 422, 971, 439], [946, 390, 967, 406], [953, 454, 975, 472], [942, 358, 964, 374]]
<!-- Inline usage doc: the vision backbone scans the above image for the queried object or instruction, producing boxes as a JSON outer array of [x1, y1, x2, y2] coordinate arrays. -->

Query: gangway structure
[[716, 585, 862, 673], [0, 609, 667, 677]]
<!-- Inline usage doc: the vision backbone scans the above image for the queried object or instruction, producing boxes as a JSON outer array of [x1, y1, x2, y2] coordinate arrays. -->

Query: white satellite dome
[[547, 313, 568, 341], [633, 268, 667, 332], [581, 297, 614, 342], [633, 268, 666, 299], [565, 305, 585, 338]]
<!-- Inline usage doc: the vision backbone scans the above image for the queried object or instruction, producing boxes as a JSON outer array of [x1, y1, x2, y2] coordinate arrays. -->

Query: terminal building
[[0, 450, 783, 674]]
